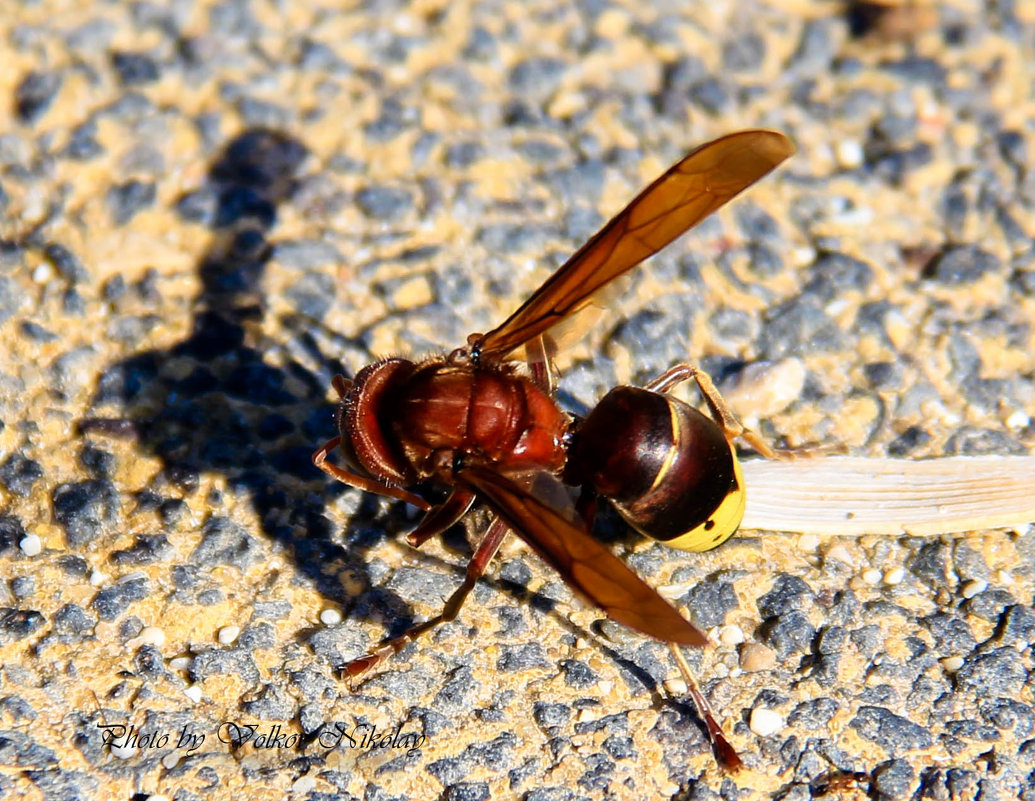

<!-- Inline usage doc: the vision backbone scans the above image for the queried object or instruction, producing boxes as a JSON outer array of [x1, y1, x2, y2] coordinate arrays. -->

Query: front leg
[[313, 436, 431, 510], [342, 516, 511, 681], [406, 487, 477, 547], [314, 438, 478, 550]]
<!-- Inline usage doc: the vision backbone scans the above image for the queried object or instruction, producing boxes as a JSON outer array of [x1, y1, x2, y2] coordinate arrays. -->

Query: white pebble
[[656, 581, 694, 599], [291, 776, 317, 794], [137, 626, 166, 647], [791, 245, 817, 267], [883, 567, 905, 586], [862, 568, 882, 585], [320, 608, 343, 626], [576, 706, 601, 723], [183, 684, 203, 703], [33, 262, 55, 282], [835, 138, 864, 169], [961, 579, 987, 599], [749, 707, 784, 737], [664, 677, 688, 695], [217, 625, 240, 645], [823, 544, 854, 565], [1006, 410, 1030, 429], [110, 740, 137, 759], [940, 656, 964, 673], [89, 569, 108, 587], [19, 534, 42, 556], [168, 656, 191, 671], [719, 625, 746, 647]]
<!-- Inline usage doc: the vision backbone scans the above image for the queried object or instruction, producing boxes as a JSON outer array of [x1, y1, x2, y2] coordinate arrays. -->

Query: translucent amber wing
[[475, 130, 795, 360], [460, 466, 709, 645]]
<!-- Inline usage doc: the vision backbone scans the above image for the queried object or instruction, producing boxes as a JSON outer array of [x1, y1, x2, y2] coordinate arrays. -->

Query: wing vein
[[474, 130, 794, 360]]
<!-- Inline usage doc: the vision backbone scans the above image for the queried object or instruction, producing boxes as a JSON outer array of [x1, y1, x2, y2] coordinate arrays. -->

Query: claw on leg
[[342, 517, 511, 681]]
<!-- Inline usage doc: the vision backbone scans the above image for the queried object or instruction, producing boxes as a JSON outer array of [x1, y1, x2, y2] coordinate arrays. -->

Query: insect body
[[343, 357, 568, 486], [314, 130, 795, 769]]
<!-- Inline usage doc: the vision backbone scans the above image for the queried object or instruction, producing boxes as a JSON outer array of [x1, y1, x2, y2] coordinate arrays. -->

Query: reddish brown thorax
[[342, 357, 569, 486]]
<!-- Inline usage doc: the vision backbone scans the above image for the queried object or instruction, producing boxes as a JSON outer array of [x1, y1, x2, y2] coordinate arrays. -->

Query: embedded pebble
[[719, 624, 746, 647], [824, 544, 855, 565], [740, 643, 777, 672], [1006, 410, 1030, 429], [724, 358, 806, 419], [128, 626, 166, 648], [750, 707, 784, 737], [962, 579, 988, 599], [941, 656, 965, 673], [110, 739, 137, 759], [884, 567, 906, 586], [791, 245, 817, 267], [4, 1, 1035, 796], [835, 138, 865, 169], [862, 568, 883, 585]]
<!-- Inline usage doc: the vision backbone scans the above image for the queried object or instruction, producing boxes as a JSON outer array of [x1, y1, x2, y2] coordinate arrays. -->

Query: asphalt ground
[[1, 2, 1033, 800]]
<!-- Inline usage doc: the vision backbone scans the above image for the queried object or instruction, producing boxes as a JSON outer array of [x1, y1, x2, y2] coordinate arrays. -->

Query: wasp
[[314, 130, 795, 770]]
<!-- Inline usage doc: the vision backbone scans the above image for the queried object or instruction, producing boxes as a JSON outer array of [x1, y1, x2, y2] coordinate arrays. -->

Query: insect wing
[[474, 129, 795, 360], [459, 466, 709, 646]]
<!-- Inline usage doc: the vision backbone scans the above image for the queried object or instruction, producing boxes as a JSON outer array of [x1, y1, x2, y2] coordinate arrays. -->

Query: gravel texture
[[1, 2, 1034, 800]]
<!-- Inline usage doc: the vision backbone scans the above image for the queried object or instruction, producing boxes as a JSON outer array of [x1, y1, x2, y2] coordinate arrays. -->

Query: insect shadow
[[84, 128, 427, 642], [83, 128, 686, 710]]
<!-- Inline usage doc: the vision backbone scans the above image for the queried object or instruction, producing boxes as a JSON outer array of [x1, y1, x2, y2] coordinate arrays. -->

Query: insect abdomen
[[567, 386, 745, 552]]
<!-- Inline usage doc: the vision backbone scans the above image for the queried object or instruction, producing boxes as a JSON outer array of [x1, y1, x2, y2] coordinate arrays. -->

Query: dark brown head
[[340, 357, 418, 485]]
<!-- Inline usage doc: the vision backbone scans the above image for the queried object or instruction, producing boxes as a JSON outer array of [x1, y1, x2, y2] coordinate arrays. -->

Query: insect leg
[[331, 374, 352, 398], [312, 436, 431, 510], [406, 487, 477, 547], [77, 417, 141, 440], [644, 363, 780, 459], [343, 516, 510, 680], [669, 643, 743, 773], [574, 486, 599, 528]]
